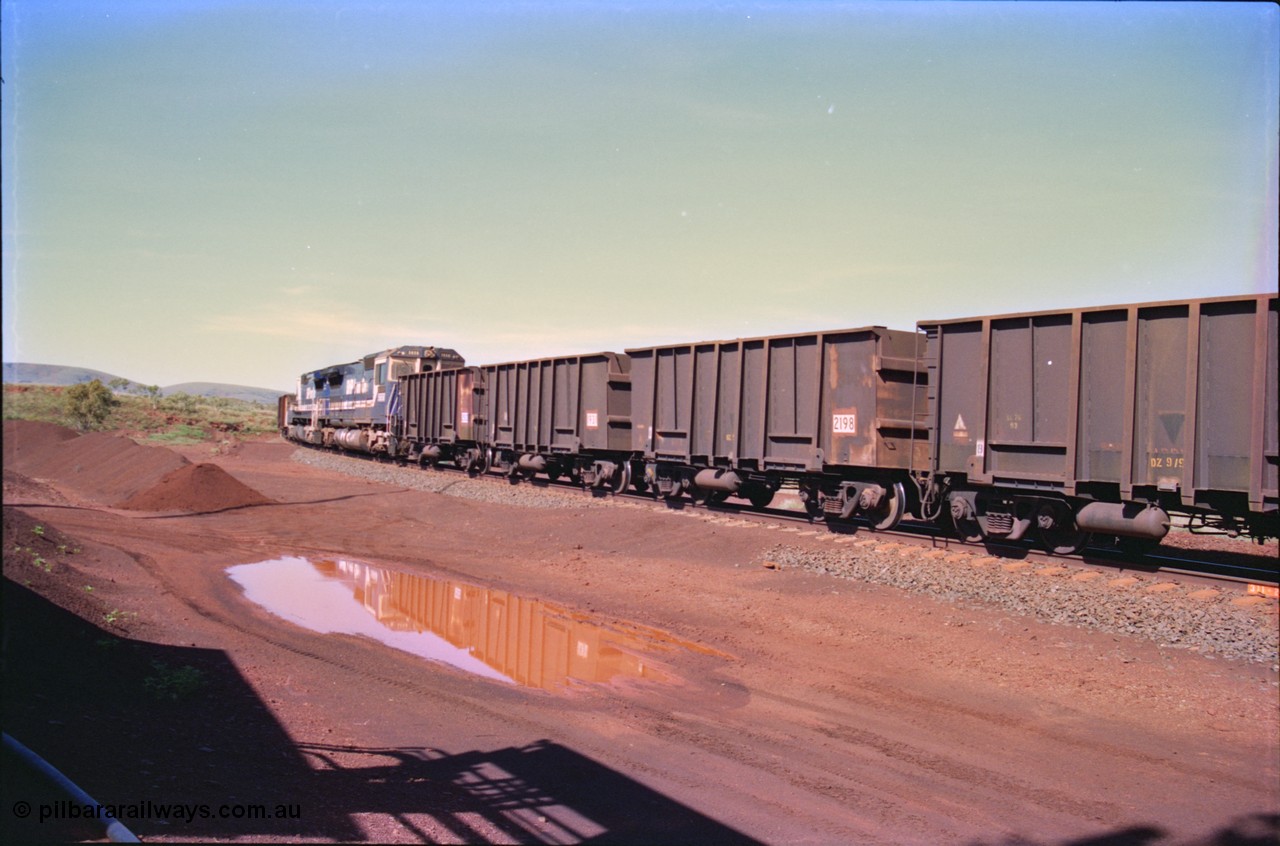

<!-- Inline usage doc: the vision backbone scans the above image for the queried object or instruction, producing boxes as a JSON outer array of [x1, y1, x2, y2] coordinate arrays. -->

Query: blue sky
[[3, 1, 1276, 390]]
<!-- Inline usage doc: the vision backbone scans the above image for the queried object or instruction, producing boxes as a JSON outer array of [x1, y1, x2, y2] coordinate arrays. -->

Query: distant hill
[[3, 362, 126, 387], [3, 363, 284, 406], [160, 382, 286, 406]]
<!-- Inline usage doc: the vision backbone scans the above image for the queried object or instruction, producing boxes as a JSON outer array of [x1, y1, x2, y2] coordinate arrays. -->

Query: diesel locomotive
[[280, 293, 1279, 552], [280, 344, 464, 456]]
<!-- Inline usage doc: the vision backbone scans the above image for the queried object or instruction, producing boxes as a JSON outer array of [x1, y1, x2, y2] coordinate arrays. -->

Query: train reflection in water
[[229, 556, 707, 691]]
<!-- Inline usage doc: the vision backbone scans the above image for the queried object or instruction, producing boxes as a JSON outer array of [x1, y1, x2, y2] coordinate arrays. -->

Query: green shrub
[[65, 380, 119, 430], [143, 661, 207, 701]]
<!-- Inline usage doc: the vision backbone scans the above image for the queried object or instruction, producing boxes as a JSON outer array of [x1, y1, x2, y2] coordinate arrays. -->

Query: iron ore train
[[279, 293, 1279, 553]]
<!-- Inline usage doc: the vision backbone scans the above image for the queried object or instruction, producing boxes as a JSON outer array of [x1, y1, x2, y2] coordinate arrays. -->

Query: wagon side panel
[[1076, 310, 1129, 485], [550, 357, 580, 453], [604, 353, 632, 453], [628, 349, 656, 455], [1193, 300, 1257, 494], [818, 330, 880, 469], [690, 344, 719, 460], [714, 342, 743, 463], [930, 321, 987, 475], [652, 345, 695, 462], [739, 340, 768, 466], [1132, 304, 1191, 493], [986, 313, 1072, 482], [871, 330, 928, 471]]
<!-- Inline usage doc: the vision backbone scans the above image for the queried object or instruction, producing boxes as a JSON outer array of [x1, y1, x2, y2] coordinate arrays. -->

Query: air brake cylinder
[[517, 454, 547, 472], [1075, 502, 1170, 541], [693, 469, 742, 493]]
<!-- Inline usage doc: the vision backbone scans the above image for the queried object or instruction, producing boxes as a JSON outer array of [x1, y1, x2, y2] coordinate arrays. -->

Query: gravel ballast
[[293, 448, 616, 509], [293, 448, 1279, 667], [758, 542, 1278, 668]]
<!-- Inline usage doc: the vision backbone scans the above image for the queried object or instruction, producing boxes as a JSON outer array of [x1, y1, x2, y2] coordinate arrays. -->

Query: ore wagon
[[918, 293, 1279, 550], [626, 327, 929, 528], [400, 366, 489, 474], [481, 352, 633, 490]]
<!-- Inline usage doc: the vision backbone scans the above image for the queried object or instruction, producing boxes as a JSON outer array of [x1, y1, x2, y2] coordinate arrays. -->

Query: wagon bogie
[[817, 476, 910, 531]]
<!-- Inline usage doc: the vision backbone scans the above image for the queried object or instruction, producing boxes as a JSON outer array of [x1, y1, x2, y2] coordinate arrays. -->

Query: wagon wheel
[[464, 451, 484, 478], [949, 497, 984, 544], [631, 477, 650, 494], [608, 461, 631, 495], [1037, 505, 1088, 555], [1041, 526, 1089, 555], [801, 487, 824, 521], [870, 481, 907, 532], [746, 486, 775, 509]]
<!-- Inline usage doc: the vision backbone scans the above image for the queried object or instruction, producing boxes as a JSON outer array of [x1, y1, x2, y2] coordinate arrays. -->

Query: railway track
[[304, 444, 1279, 592], [686, 497, 1277, 591]]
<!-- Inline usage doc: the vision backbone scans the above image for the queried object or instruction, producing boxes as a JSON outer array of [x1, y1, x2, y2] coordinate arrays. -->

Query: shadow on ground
[[1, 578, 758, 843], [299, 739, 762, 844], [966, 814, 1280, 846]]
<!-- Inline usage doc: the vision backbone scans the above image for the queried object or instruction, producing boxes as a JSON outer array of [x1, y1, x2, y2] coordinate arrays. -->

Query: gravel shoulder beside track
[[759, 542, 1278, 666], [292, 449, 616, 509]]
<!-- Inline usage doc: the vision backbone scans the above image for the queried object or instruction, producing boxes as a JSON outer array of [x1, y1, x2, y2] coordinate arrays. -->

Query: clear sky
[[3, 1, 1276, 391]]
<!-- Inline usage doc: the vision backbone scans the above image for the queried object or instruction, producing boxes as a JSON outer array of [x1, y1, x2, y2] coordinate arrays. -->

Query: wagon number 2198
[[832, 413, 858, 435]]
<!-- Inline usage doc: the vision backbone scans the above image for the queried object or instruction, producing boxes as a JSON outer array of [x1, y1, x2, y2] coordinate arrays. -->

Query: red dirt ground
[[2, 421, 1277, 845]]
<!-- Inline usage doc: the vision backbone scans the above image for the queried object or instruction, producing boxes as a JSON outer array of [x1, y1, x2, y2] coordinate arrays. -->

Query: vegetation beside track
[[2, 383, 278, 445]]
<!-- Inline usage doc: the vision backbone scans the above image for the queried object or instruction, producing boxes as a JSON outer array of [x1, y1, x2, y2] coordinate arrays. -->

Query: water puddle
[[228, 556, 714, 692]]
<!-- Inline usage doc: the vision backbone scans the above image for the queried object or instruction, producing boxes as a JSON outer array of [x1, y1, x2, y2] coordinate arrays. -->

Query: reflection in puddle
[[228, 557, 710, 691]]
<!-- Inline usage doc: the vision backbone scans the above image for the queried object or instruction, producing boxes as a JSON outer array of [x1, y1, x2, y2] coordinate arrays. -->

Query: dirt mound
[[4, 425, 190, 505], [2, 469, 72, 506], [116, 462, 273, 513], [2, 420, 81, 467]]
